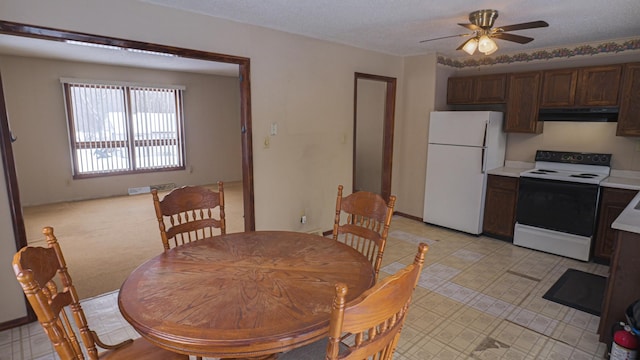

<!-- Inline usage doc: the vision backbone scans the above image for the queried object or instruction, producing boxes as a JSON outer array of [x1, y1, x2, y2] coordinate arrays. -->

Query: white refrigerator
[[423, 111, 506, 235]]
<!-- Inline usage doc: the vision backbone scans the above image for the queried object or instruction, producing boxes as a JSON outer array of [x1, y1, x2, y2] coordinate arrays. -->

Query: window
[[62, 80, 185, 178]]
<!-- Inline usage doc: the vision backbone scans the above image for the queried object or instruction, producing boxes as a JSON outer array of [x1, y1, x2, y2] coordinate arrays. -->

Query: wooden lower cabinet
[[483, 175, 518, 240], [593, 187, 638, 263], [598, 230, 640, 347]]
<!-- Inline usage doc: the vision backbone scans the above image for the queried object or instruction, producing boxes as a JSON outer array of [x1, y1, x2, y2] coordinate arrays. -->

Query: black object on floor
[[542, 269, 607, 316]]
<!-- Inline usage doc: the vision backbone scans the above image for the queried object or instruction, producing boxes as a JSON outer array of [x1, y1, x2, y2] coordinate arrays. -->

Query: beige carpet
[[23, 181, 244, 300]]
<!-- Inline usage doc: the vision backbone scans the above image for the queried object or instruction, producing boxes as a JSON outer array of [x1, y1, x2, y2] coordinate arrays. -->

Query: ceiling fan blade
[[419, 33, 470, 43], [497, 20, 549, 32], [458, 23, 481, 31], [492, 32, 534, 44]]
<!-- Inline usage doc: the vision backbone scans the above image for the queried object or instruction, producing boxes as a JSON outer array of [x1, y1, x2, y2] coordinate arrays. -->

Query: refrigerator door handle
[[482, 123, 488, 147], [481, 147, 486, 173]]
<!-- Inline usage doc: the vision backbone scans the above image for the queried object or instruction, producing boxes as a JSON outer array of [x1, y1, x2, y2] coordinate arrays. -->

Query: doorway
[[0, 20, 255, 328], [353, 72, 396, 201]]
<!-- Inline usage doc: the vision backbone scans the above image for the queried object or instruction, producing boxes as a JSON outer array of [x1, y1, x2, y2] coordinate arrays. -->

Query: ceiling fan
[[421, 9, 549, 55]]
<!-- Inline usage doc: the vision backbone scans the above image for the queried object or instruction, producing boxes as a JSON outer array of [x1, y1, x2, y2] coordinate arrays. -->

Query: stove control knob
[[576, 155, 583, 161], [593, 155, 600, 162]]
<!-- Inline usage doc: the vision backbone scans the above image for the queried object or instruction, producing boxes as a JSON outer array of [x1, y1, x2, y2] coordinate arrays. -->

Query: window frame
[[62, 80, 186, 179]]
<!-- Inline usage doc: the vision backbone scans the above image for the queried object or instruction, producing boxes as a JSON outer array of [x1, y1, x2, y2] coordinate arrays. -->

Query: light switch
[[270, 123, 278, 136]]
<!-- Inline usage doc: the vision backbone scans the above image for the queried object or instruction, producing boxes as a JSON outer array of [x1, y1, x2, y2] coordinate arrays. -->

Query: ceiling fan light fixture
[[478, 35, 498, 54], [462, 38, 478, 55], [483, 43, 498, 55]]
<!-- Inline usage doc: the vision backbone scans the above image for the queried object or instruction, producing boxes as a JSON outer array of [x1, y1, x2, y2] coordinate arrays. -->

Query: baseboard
[[393, 211, 422, 222]]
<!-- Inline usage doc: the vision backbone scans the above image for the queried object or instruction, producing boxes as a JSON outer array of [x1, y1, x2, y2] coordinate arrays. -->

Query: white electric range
[[514, 150, 611, 261]]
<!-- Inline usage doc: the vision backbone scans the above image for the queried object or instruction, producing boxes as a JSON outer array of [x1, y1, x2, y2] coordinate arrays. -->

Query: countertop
[[601, 170, 640, 191], [612, 191, 640, 234], [487, 161, 533, 178], [602, 171, 640, 234]]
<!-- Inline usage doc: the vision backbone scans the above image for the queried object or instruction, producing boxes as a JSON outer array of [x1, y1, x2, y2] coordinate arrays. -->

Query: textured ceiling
[[0, 1, 638, 75], [142, 0, 640, 58]]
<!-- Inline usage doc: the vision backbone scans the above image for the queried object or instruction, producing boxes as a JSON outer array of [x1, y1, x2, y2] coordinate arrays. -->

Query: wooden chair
[[152, 182, 226, 251], [333, 184, 396, 281], [280, 243, 428, 360], [12, 226, 187, 360]]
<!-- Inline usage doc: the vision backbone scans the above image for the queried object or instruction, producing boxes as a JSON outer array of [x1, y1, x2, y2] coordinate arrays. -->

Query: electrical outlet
[[300, 215, 307, 224], [264, 136, 270, 149]]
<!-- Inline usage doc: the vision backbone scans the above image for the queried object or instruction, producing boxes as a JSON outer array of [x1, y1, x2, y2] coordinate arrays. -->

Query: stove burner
[[528, 169, 559, 175], [570, 173, 599, 178]]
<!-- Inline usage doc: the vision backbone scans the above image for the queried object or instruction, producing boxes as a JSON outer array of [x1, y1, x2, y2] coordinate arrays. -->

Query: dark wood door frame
[[0, 20, 255, 329], [353, 72, 396, 201]]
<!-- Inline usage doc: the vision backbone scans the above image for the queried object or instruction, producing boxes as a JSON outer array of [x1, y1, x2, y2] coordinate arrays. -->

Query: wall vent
[[150, 183, 176, 191], [127, 186, 151, 195]]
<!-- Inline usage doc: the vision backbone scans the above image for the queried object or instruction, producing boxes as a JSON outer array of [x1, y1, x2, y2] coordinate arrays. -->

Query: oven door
[[516, 177, 600, 237]]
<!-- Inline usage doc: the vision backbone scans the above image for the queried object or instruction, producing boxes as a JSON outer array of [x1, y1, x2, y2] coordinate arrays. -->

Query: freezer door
[[423, 144, 487, 234], [429, 111, 493, 147]]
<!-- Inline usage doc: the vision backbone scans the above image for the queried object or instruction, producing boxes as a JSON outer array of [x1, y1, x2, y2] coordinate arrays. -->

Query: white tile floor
[[1, 216, 611, 359]]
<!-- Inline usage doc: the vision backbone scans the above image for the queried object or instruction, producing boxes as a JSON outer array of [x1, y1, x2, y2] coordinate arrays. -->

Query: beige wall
[[0, 55, 241, 206], [506, 123, 640, 170], [0, 158, 27, 322], [1, 0, 636, 230], [394, 54, 437, 217], [0, 0, 404, 231]]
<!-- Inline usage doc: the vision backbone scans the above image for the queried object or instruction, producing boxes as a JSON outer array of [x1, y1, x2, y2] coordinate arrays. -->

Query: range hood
[[539, 107, 619, 122]]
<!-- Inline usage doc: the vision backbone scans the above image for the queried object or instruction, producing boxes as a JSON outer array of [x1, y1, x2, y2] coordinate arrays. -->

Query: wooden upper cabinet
[[540, 65, 622, 108], [447, 77, 474, 104], [447, 74, 506, 104], [505, 72, 543, 133], [577, 65, 622, 106], [617, 62, 640, 136], [474, 74, 507, 103], [540, 69, 578, 107]]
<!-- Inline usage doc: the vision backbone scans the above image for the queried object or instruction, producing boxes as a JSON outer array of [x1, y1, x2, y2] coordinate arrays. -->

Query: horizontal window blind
[[62, 81, 185, 177]]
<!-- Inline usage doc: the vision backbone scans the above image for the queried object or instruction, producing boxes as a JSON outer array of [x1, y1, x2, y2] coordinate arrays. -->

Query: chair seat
[[279, 338, 328, 360], [100, 337, 188, 359]]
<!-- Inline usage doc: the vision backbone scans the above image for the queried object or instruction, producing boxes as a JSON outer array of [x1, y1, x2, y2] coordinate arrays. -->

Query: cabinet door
[[593, 187, 638, 262], [505, 72, 543, 133], [617, 62, 640, 136], [577, 65, 622, 106], [598, 230, 640, 346], [483, 175, 518, 239], [474, 74, 507, 103], [540, 69, 578, 107], [447, 77, 474, 104]]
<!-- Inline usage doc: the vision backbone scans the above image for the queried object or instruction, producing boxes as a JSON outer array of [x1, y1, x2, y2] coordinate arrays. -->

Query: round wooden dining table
[[118, 231, 375, 359]]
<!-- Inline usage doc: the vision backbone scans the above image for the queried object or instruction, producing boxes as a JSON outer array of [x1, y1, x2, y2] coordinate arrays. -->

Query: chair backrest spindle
[[333, 184, 396, 281], [12, 227, 189, 360], [326, 243, 429, 360], [152, 182, 225, 250]]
